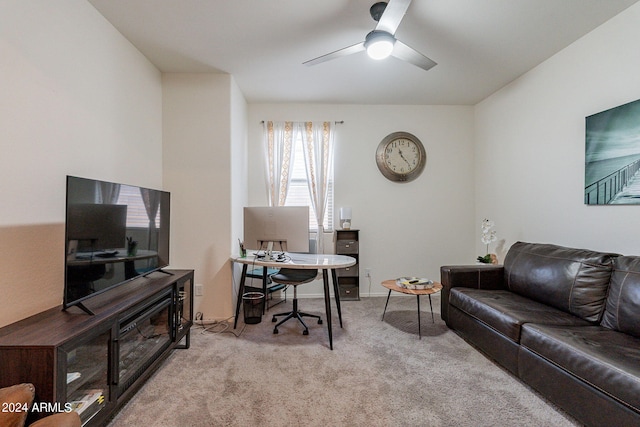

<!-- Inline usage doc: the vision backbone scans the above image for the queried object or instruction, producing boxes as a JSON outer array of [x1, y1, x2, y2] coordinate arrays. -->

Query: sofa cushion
[[450, 288, 590, 342], [503, 242, 616, 322], [521, 323, 640, 413], [601, 256, 640, 338]]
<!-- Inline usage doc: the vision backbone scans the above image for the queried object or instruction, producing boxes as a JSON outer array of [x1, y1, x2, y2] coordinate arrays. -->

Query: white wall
[[247, 104, 476, 296], [230, 77, 249, 312], [475, 2, 640, 257], [163, 73, 247, 321], [0, 0, 162, 328], [230, 78, 249, 256]]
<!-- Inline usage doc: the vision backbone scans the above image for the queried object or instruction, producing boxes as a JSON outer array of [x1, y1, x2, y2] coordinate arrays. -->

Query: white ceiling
[[88, 0, 638, 105]]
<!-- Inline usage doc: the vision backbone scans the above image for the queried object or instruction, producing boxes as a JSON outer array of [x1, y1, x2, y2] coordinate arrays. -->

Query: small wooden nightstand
[[335, 229, 360, 300]]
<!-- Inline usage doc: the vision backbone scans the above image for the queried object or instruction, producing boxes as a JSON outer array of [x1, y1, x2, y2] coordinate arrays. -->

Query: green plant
[[478, 219, 497, 263], [477, 254, 493, 264]]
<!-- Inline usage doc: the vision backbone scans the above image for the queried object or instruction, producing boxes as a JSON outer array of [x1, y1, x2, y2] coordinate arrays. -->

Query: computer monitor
[[243, 206, 310, 254]]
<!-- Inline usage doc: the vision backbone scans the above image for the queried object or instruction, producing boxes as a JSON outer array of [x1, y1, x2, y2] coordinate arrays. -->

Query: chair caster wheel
[[318, 319, 323, 325], [273, 328, 279, 334], [303, 330, 309, 336], [272, 317, 277, 322]]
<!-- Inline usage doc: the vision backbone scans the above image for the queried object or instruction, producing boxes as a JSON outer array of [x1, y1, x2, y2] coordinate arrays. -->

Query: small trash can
[[242, 292, 265, 324]]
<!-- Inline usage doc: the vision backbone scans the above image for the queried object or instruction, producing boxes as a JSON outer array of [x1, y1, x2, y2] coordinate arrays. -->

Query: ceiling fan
[[303, 0, 437, 71]]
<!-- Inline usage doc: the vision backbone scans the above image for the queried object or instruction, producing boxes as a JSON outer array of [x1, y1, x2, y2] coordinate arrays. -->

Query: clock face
[[376, 132, 426, 182], [383, 138, 421, 174]]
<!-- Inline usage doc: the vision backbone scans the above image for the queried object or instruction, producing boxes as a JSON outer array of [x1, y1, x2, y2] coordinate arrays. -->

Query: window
[[117, 185, 160, 228], [264, 121, 336, 235], [284, 133, 334, 232]]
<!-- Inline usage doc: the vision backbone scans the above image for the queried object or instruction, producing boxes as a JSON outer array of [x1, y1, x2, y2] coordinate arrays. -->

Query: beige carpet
[[107, 295, 580, 427]]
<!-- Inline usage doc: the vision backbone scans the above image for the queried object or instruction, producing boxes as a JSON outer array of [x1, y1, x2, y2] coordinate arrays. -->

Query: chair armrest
[[440, 264, 505, 324], [0, 383, 80, 427], [0, 383, 34, 427], [29, 412, 81, 427]]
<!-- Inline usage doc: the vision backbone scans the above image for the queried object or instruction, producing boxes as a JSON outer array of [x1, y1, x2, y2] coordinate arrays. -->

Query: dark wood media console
[[0, 269, 194, 426]]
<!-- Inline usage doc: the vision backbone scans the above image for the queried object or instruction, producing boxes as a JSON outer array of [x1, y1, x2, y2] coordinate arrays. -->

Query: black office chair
[[270, 268, 321, 335]]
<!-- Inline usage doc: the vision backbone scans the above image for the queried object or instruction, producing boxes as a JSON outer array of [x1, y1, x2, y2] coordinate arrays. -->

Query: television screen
[[64, 176, 170, 313]]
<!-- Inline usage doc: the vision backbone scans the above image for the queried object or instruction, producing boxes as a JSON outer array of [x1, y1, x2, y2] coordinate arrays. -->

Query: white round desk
[[230, 252, 356, 350]]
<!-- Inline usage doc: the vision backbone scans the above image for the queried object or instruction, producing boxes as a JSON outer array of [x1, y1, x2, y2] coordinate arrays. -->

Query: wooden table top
[[381, 279, 443, 296]]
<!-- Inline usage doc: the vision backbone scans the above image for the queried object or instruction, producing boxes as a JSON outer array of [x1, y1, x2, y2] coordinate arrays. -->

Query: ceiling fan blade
[[391, 40, 437, 71], [375, 0, 412, 35], [303, 42, 365, 66]]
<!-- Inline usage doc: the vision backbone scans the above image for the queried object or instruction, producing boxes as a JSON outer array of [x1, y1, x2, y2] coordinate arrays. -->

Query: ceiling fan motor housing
[[370, 2, 388, 22]]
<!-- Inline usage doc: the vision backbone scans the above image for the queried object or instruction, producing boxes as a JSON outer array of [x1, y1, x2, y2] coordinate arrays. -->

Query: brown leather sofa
[[441, 241, 640, 427], [0, 383, 80, 427]]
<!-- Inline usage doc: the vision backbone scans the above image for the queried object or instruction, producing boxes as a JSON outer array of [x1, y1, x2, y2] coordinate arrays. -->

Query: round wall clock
[[375, 131, 426, 182]]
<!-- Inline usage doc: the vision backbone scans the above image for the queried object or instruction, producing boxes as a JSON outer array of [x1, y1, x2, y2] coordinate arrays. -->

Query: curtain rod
[[260, 120, 344, 124]]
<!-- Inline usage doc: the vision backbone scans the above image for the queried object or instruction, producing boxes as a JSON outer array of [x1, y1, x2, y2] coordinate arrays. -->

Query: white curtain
[[96, 182, 120, 204], [302, 121, 335, 254], [140, 188, 161, 250], [140, 189, 160, 230], [264, 121, 295, 207], [264, 120, 335, 254]]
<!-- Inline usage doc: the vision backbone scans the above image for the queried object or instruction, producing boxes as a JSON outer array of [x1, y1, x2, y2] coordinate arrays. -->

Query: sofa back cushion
[[503, 242, 616, 322], [601, 256, 640, 338]]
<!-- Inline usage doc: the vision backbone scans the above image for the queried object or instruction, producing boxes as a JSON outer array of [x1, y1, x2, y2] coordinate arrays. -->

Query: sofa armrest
[[440, 264, 505, 324]]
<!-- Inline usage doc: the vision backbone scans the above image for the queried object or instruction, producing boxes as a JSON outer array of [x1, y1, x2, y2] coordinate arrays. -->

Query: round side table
[[381, 279, 443, 339]]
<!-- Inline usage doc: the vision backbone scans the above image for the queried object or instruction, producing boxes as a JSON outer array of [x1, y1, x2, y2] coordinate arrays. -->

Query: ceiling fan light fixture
[[304, 1, 436, 72], [365, 31, 395, 60]]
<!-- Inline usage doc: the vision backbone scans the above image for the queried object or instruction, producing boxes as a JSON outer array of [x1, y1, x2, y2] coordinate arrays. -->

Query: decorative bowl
[[396, 277, 433, 289]]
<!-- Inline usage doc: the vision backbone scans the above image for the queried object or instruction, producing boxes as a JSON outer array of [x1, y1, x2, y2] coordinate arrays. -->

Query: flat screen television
[[243, 206, 310, 255], [64, 176, 170, 314]]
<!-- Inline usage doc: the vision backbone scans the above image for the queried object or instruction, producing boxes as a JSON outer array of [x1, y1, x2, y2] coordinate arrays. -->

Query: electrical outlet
[[195, 284, 203, 296], [365, 268, 371, 277]]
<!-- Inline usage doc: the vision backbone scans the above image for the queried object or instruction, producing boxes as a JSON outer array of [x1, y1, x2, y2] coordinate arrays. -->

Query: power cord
[[193, 312, 245, 337], [195, 311, 216, 325], [204, 316, 246, 337]]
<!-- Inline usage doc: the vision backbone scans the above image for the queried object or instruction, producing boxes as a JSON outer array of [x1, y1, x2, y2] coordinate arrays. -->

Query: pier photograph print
[[585, 98, 640, 205]]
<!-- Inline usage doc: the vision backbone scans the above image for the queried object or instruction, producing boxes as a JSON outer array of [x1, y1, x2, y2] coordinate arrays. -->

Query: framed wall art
[[585, 98, 640, 205]]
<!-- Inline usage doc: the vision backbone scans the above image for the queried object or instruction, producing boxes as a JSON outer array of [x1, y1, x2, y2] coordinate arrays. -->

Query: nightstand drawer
[[336, 240, 359, 254], [338, 284, 359, 300], [336, 264, 358, 277]]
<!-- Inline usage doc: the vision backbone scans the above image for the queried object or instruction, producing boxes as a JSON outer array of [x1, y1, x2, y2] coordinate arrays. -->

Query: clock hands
[[398, 148, 412, 168]]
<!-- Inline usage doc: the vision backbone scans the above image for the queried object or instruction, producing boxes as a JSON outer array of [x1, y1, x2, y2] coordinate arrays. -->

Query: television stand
[[0, 269, 194, 427]]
